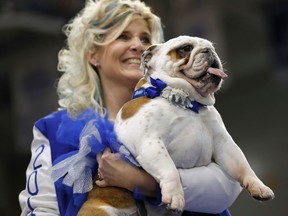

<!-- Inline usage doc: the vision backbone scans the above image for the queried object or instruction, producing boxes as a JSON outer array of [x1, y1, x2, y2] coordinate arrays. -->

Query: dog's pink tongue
[[207, 68, 228, 79]]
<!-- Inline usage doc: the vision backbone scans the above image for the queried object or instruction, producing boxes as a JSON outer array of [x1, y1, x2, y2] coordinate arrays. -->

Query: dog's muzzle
[[177, 47, 227, 95]]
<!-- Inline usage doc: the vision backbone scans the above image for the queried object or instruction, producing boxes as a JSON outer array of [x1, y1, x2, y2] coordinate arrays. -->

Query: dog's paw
[[243, 176, 275, 201], [162, 192, 184, 212], [251, 185, 275, 201]]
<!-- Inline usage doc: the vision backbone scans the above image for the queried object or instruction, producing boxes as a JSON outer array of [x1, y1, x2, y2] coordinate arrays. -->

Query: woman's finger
[[95, 179, 109, 187], [103, 147, 111, 155], [96, 152, 102, 163]]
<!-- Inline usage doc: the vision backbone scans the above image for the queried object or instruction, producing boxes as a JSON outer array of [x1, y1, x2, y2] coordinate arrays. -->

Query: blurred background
[[0, 0, 287, 215]]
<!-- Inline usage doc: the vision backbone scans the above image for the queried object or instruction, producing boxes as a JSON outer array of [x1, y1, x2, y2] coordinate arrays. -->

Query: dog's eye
[[182, 45, 193, 52], [177, 45, 193, 58]]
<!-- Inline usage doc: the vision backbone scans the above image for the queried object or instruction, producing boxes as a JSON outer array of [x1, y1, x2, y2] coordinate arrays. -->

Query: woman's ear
[[87, 48, 100, 67]]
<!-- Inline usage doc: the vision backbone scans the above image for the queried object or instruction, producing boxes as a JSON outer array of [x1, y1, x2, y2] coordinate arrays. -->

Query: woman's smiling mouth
[[125, 58, 141, 65]]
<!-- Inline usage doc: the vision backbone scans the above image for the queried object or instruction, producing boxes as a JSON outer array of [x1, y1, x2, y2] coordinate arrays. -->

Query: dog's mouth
[[181, 61, 227, 83], [195, 63, 227, 85], [178, 59, 227, 96]]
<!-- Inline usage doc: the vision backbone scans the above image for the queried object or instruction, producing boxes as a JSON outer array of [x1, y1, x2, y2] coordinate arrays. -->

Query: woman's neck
[[102, 81, 135, 121]]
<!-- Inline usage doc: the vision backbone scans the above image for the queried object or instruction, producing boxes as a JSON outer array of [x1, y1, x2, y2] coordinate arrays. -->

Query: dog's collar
[[132, 77, 204, 113]]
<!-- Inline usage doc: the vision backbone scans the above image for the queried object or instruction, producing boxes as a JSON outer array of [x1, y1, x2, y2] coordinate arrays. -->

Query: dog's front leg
[[136, 137, 184, 212], [214, 135, 274, 201]]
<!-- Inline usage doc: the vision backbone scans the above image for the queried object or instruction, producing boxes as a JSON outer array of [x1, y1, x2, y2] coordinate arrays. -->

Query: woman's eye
[[141, 36, 151, 45], [117, 34, 129, 40]]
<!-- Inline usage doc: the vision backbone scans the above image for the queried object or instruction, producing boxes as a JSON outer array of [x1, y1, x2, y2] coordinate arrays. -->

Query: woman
[[19, 0, 241, 215]]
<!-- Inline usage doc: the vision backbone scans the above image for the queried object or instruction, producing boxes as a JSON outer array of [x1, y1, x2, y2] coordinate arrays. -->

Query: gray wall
[[0, 0, 287, 215]]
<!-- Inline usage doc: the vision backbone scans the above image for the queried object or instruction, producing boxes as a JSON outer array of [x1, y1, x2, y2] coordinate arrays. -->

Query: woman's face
[[94, 18, 152, 89]]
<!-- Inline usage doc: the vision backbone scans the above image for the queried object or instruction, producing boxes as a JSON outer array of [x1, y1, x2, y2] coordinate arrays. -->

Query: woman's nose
[[129, 38, 145, 52]]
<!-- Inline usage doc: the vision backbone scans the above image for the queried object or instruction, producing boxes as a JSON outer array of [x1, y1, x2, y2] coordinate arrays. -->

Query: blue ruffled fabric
[[52, 108, 139, 216]]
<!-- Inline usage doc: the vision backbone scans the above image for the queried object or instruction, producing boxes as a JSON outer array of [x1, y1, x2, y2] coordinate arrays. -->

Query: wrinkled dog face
[[141, 36, 227, 97]]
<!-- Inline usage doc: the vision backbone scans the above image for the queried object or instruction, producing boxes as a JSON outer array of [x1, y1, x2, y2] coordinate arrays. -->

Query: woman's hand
[[96, 148, 158, 197]]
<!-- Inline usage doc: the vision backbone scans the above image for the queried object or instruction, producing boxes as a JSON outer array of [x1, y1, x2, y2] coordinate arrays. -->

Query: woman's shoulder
[[35, 109, 68, 135]]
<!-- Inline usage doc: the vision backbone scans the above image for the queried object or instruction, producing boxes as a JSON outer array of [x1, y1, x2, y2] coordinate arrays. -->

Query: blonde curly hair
[[57, 0, 164, 117]]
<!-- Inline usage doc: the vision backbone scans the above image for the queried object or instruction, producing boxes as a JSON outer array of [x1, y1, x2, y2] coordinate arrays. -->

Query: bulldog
[[113, 35, 275, 214]]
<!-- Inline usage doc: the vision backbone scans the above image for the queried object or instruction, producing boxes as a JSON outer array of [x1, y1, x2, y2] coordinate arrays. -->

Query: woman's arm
[[19, 126, 59, 216], [179, 163, 242, 214], [96, 150, 242, 213]]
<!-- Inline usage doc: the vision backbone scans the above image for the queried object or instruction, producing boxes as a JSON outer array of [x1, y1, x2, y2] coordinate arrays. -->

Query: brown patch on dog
[[121, 97, 150, 120], [135, 77, 147, 90], [77, 185, 136, 216], [167, 49, 180, 62], [168, 49, 190, 65]]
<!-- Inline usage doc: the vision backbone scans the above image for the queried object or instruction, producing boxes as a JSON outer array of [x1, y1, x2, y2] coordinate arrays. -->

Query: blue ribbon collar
[[133, 77, 167, 99], [132, 77, 204, 113]]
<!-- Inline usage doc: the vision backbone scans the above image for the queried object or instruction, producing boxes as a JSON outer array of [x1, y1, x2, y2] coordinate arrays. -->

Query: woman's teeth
[[126, 59, 141, 64]]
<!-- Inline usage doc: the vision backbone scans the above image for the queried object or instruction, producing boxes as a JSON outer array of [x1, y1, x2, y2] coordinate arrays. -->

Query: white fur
[[115, 36, 274, 214]]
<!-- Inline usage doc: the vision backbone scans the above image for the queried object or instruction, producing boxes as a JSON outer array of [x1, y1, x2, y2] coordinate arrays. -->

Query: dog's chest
[[116, 98, 218, 168]]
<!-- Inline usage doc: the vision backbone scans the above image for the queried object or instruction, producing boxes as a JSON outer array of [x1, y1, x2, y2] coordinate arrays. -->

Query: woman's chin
[[131, 73, 143, 83], [127, 69, 143, 79]]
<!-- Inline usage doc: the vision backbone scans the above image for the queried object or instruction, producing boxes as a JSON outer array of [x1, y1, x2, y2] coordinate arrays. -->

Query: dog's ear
[[140, 45, 157, 75]]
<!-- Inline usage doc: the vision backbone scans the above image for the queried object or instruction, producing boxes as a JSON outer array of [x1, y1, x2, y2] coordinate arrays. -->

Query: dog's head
[[141, 36, 227, 105]]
